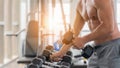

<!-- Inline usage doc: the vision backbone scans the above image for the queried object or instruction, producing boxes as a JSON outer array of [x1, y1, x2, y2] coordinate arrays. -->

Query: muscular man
[[51, 0, 120, 68]]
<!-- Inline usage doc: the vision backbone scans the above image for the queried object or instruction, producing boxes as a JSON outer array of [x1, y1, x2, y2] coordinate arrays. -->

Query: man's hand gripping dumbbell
[[50, 30, 94, 61]]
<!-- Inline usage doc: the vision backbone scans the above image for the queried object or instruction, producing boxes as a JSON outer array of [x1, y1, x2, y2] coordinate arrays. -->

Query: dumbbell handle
[[74, 54, 82, 58], [62, 31, 74, 45]]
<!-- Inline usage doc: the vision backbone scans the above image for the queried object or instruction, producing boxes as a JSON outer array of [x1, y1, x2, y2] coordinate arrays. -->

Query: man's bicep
[[72, 11, 85, 37]]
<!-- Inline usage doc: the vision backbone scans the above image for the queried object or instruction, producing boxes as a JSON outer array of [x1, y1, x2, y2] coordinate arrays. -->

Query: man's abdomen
[[94, 31, 120, 45], [88, 21, 120, 45]]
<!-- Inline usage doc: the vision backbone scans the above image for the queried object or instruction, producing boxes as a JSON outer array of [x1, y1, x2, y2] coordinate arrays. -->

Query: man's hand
[[50, 52, 63, 62], [50, 44, 72, 62], [72, 37, 86, 49]]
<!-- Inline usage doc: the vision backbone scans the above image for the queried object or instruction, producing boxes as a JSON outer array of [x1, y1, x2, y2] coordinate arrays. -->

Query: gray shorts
[[88, 38, 120, 68]]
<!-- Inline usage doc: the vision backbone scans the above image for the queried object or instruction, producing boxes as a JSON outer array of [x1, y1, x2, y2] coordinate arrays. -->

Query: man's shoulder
[[76, 0, 82, 10], [77, 0, 82, 7]]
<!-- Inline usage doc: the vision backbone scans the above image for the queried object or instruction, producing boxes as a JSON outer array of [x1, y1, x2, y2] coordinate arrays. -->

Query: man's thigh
[[87, 53, 99, 68], [108, 58, 120, 68]]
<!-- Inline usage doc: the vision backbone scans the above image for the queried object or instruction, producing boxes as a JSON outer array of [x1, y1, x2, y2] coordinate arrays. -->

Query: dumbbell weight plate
[[32, 57, 43, 67], [27, 63, 39, 68]]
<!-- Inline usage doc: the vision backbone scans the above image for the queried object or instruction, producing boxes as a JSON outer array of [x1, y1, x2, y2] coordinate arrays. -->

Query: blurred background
[[0, 0, 120, 68]]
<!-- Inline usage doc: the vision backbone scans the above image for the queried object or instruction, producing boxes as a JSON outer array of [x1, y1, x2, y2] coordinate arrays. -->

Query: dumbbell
[[62, 31, 94, 59], [28, 45, 60, 68], [28, 56, 46, 68], [74, 45, 94, 59], [66, 51, 73, 57], [57, 51, 72, 68], [42, 46, 73, 68], [58, 55, 72, 68], [62, 31, 73, 45], [32, 56, 45, 67], [42, 50, 52, 62], [27, 63, 39, 68], [45, 45, 54, 52], [42, 45, 54, 62]]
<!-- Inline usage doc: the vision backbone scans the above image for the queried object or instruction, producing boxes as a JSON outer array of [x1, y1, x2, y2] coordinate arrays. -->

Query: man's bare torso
[[77, 0, 120, 44]]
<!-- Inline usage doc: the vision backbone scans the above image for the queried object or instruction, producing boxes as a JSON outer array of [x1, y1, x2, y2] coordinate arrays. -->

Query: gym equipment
[[27, 56, 61, 68], [27, 56, 46, 68], [66, 51, 73, 57], [32, 57, 45, 67], [62, 30, 94, 59], [42, 45, 54, 61], [62, 31, 74, 45], [26, 45, 53, 68], [6, 29, 25, 37], [42, 50, 52, 62], [27, 63, 39, 68], [7, 20, 41, 57], [45, 45, 54, 52], [53, 41, 62, 51], [57, 51, 73, 68], [74, 45, 94, 59], [24, 20, 39, 57], [60, 55, 72, 68]]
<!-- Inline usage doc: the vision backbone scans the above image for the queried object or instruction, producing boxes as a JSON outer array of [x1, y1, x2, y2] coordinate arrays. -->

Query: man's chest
[[78, 0, 98, 21]]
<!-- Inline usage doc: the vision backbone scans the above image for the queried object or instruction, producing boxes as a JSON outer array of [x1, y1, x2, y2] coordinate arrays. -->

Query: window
[[117, 0, 120, 30], [47, 2, 70, 45]]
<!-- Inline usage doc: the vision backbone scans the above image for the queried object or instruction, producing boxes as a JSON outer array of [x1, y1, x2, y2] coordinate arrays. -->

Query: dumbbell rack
[[17, 56, 70, 68]]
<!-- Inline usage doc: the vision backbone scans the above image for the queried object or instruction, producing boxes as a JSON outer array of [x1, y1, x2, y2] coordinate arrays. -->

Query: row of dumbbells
[[27, 52, 72, 68], [27, 45, 72, 68], [27, 30, 94, 68]]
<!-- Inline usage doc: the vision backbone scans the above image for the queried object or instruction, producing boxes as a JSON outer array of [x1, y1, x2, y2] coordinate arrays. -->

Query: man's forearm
[[72, 10, 85, 37], [59, 43, 72, 56]]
